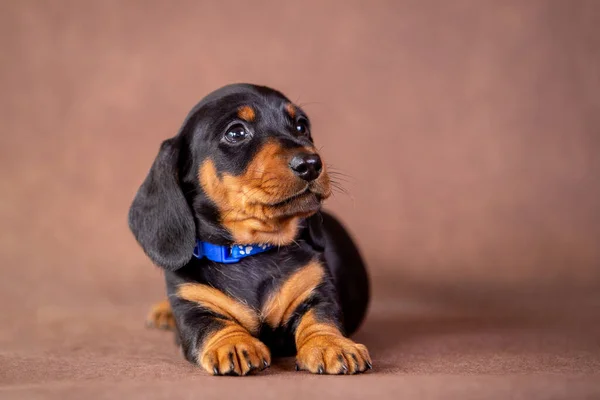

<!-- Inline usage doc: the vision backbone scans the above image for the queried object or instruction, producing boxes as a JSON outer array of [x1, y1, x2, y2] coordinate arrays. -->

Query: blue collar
[[192, 240, 274, 264]]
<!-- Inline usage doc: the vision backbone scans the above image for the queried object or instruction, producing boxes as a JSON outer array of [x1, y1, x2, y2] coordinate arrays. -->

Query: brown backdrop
[[1, 1, 599, 398]]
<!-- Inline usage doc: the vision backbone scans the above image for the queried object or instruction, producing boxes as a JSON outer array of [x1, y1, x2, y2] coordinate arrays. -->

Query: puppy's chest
[[175, 244, 320, 311]]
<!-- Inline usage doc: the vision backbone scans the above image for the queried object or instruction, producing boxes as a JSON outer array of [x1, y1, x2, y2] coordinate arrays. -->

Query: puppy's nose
[[289, 153, 323, 181]]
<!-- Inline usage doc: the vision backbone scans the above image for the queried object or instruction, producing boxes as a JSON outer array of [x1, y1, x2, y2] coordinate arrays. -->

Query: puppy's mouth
[[268, 187, 314, 207], [265, 186, 326, 217]]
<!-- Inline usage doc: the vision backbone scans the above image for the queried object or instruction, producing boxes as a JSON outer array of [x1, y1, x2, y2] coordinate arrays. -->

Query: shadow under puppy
[[129, 84, 371, 375]]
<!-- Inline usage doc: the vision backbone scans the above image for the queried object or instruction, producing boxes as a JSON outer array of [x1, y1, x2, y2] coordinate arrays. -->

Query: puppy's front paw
[[146, 300, 176, 330], [296, 335, 372, 375], [200, 330, 271, 376]]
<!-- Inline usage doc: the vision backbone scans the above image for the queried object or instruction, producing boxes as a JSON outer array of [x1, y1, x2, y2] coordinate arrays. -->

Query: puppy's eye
[[295, 118, 310, 137], [224, 124, 249, 143]]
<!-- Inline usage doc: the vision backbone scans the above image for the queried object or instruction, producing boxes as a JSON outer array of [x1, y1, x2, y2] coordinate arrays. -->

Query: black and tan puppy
[[129, 84, 371, 375]]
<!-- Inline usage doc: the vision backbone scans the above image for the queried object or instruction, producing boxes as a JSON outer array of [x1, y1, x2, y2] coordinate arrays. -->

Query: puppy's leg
[[294, 309, 371, 374], [146, 299, 176, 330], [262, 260, 372, 375], [173, 283, 270, 376]]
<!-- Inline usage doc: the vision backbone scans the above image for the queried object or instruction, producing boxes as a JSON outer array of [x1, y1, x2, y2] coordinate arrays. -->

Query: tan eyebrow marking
[[285, 103, 296, 119], [237, 105, 256, 122]]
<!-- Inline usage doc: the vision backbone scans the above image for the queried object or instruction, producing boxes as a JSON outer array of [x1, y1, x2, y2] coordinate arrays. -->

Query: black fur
[[129, 83, 369, 369], [128, 138, 196, 270]]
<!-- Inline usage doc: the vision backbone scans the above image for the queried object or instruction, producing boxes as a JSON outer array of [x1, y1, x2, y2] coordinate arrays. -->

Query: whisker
[[327, 174, 352, 183], [331, 184, 352, 197], [296, 101, 323, 108], [326, 168, 356, 181]]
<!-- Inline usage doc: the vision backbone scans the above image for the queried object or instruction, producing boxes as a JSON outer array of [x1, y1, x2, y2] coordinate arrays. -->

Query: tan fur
[[237, 105, 256, 122], [262, 260, 325, 327], [285, 103, 296, 118], [295, 310, 372, 374], [295, 310, 342, 349], [177, 283, 259, 334], [199, 319, 271, 375], [146, 299, 175, 330], [199, 140, 331, 245]]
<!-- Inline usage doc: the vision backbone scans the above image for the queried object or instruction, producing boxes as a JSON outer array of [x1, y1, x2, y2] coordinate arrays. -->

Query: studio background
[[1, 1, 599, 398]]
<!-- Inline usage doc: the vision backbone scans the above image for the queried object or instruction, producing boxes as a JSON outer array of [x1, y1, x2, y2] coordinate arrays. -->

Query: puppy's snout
[[289, 153, 323, 182]]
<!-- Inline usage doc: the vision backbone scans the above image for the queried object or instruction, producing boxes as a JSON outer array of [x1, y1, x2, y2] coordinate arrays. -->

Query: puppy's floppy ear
[[128, 138, 196, 271], [301, 211, 326, 252]]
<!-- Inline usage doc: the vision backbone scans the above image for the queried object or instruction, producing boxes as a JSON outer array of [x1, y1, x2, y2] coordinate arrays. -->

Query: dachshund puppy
[[129, 84, 371, 375]]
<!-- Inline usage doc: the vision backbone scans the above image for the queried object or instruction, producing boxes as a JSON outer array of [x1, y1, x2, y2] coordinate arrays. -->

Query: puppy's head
[[129, 84, 330, 270]]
